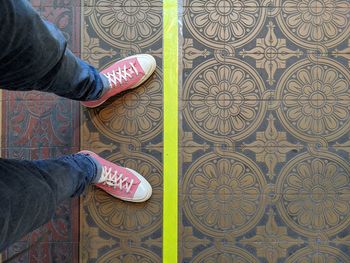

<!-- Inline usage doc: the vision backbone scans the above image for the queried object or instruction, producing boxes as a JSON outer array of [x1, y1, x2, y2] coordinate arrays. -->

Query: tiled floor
[[2, 0, 350, 262], [80, 1, 164, 262], [179, 0, 350, 262], [1, 1, 81, 262]]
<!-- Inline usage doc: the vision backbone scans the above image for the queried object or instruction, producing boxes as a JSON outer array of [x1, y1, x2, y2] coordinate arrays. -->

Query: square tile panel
[[83, 4, 163, 56], [178, 0, 350, 262], [80, 0, 163, 260], [1, 0, 81, 261]]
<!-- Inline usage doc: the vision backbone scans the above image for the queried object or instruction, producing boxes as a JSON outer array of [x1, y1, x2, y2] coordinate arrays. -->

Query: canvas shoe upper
[[82, 54, 156, 108], [80, 150, 152, 202]]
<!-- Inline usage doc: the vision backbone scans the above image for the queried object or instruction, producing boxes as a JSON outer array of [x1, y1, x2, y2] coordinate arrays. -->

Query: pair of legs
[[0, 0, 155, 251]]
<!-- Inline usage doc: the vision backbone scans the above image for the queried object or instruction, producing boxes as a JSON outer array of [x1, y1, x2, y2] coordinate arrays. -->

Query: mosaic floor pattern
[[80, 1, 350, 262], [1, 0, 81, 262], [179, 0, 350, 262], [80, 1, 164, 262], [1, 0, 345, 262]]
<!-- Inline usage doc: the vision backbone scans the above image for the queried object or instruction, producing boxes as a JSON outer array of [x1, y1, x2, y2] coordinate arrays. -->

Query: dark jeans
[[0, 0, 104, 251]]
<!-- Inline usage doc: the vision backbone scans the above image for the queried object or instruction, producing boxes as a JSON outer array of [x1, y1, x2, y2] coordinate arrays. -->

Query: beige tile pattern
[[179, 0, 350, 262], [81, 0, 350, 262], [80, 0, 163, 262]]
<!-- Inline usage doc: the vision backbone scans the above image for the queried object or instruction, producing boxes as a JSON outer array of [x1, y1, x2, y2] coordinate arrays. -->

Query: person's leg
[[0, 151, 152, 251], [0, 153, 98, 251], [0, 0, 156, 103], [0, 0, 104, 100]]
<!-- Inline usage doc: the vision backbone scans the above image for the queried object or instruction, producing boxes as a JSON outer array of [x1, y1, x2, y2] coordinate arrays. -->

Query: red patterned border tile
[[1, 1, 81, 262]]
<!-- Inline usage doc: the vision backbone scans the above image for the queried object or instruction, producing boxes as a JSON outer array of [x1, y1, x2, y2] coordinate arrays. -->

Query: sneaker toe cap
[[137, 54, 157, 75], [126, 168, 153, 202]]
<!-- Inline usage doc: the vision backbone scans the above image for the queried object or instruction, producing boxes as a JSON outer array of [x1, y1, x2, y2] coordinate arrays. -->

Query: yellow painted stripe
[[163, 1, 178, 262]]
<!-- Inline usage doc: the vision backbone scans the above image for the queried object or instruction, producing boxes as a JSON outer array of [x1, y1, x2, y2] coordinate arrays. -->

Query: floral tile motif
[[2, 96, 80, 149], [275, 0, 350, 50], [81, 70, 163, 149], [241, 114, 304, 179], [180, 0, 350, 262], [83, 1, 162, 56], [79, 147, 163, 262], [80, 0, 163, 261], [182, 0, 273, 7], [239, 21, 304, 85], [83, 0, 163, 7]]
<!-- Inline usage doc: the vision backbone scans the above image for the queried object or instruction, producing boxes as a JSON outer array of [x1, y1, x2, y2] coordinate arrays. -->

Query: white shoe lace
[[103, 62, 139, 87], [100, 166, 134, 193]]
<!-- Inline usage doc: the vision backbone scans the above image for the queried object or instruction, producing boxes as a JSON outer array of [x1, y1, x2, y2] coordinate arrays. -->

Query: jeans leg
[[0, 153, 97, 251], [0, 0, 104, 100]]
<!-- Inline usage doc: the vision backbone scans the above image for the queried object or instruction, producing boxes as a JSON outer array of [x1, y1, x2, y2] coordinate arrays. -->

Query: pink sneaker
[[82, 54, 156, 108], [80, 150, 152, 202]]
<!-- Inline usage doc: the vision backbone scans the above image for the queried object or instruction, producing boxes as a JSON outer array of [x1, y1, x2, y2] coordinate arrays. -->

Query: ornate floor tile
[[75, 0, 350, 261], [2, 98, 80, 149], [1, 1, 81, 262], [83, 18, 130, 63], [86, 246, 162, 263], [287, 245, 350, 263], [181, 191, 267, 236], [32, 0, 81, 7], [80, 1, 163, 260], [84, 0, 163, 7], [182, 0, 273, 8], [82, 80, 163, 148], [178, 0, 350, 262], [1, 144, 80, 258], [83, 3, 163, 54], [180, 105, 229, 148], [240, 144, 305, 181], [277, 1, 350, 50], [179, 239, 268, 263]]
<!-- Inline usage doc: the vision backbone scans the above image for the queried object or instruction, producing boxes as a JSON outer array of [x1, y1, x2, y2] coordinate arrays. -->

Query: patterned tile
[[3, 0, 350, 261], [80, 0, 163, 260], [183, 0, 274, 7], [2, 194, 79, 263], [1, 0, 81, 261], [79, 145, 163, 261], [38, 2, 82, 53], [3, 241, 79, 263], [83, 2, 163, 55], [84, 0, 163, 7], [178, 0, 350, 262], [2, 97, 80, 149], [81, 76, 163, 148], [31, 0, 80, 7]]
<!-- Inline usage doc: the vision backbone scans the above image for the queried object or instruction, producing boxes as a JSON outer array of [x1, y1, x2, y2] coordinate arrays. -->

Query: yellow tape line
[[163, 1, 178, 262]]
